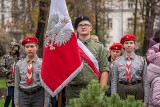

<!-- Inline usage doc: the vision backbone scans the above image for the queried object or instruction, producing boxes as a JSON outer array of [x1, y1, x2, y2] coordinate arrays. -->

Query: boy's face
[[110, 49, 122, 60], [24, 43, 38, 58], [123, 40, 135, 53], [76, 20, 92, 36]]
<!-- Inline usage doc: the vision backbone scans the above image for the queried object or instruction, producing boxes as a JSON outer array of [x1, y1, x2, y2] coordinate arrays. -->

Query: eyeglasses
[[78, 24, 91, 28]]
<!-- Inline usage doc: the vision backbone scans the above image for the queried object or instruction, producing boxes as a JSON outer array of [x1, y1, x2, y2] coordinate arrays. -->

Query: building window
[[108, 0, 112, 7], [105, 0, 112, 8], [108, 18, 112, 30], [127, 18, 133, 29], [128, 0, 134, 8]]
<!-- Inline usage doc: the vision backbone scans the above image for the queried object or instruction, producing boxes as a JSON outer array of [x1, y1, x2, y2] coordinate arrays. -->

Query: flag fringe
[[40, 62, 83, 97]]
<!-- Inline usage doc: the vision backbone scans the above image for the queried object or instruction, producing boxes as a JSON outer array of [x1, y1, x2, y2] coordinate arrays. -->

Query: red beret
[[22, 36, 38, 46], [110, 43, 122, 50], [120, 34, 136, 44]]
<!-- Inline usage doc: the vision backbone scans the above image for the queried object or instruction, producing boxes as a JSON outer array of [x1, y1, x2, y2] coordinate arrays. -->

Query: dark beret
[[74, 16, 91, 29]]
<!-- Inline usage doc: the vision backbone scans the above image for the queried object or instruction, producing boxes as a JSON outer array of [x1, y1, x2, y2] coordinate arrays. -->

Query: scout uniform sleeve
[[14, 62, 20, 104], [111, 61, 118, 94], [98, 45, 109, 72], [38, 58, 50, 104], [143, 59, 149, 103], [44, 90, 50, 104]]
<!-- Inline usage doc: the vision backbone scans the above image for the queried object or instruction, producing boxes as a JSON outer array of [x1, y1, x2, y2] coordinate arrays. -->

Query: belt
[[70, 84, 87, 88], [119, 80, 141, 85], [19, 87, 43, 95]]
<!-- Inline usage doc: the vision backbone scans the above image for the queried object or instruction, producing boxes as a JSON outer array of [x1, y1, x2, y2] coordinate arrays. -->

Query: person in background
[[65, 16, 109, 103], [91, 35, 99, 42], [146, 29, 160, 107], [111, 34, 149, 107], [0, 42, 20, 107], [14, 36, 49, 107], [106, 43, 122, 96]]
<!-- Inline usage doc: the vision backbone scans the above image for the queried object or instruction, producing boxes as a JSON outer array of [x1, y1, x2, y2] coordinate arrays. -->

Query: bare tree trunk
[[95, 0, 98, 36], [133, 0, 138, 35], [36, 0, 50, 58], [143, 0, 156, 55]]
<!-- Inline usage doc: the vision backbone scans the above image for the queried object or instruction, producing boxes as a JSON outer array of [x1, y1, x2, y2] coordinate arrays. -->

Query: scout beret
[[109, 43, 122, 50], [74, 16, 91, 29], [22, 36, 38, 46], [120, 34, 136, 44]]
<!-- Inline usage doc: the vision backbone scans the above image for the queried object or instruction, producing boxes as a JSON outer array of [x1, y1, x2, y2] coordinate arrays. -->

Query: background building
[[106, 0, 137, 48], [0, 0, 12, 32]]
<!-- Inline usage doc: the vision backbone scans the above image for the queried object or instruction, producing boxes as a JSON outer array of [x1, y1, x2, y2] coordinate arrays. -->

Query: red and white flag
[[40, 0, 83, 97]]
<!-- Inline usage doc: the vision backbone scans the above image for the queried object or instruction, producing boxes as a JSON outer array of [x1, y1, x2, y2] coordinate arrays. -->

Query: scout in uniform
[[65, 16, 109, 102], [14, 36, 49, 107], [111, 34, 149, 107], [106, 43, 122, 96], [0, 42, 20, 107]]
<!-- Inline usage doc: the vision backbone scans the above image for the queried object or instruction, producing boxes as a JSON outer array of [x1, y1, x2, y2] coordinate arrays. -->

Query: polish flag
[[40, 0, 83, 97]]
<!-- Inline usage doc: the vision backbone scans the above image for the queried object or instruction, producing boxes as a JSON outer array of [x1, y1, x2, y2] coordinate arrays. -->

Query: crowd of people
[[0, 15, 160, 107]]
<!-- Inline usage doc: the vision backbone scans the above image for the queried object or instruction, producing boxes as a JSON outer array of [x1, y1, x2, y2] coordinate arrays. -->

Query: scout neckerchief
[[12, 57, 19, 76], [26, 60, 33, 85], [77, 39, 100, 79], [11, 61, 16, 76], [126, 57, 132, 82]]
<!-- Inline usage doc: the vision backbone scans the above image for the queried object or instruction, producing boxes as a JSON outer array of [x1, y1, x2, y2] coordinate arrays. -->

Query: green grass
[[0, 99, 5, 107], [0, 79, 6, 88], [0, 99, 12, 107], [0, 79, 8, 106]]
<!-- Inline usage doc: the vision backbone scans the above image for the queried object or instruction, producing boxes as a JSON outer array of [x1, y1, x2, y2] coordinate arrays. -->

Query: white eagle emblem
[[44, 13, 72, 50]]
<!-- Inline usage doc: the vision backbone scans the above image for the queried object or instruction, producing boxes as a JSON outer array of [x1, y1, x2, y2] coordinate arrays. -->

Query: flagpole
[[58, 91, 62, 107]]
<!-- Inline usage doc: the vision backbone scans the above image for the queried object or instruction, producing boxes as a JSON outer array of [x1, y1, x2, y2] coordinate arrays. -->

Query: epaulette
[[138, 56, 147, 64], [139, 56, 146, 61], [94, 41, 100, 43], [17, 59, 22, 62]]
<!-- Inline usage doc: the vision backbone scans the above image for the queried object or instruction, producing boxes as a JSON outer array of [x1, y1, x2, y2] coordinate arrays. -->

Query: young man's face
[[24, 43, 38, 58], [123, 41, 135, 53], [110, 49, 122, 60], [76, 20, 92, 36]]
